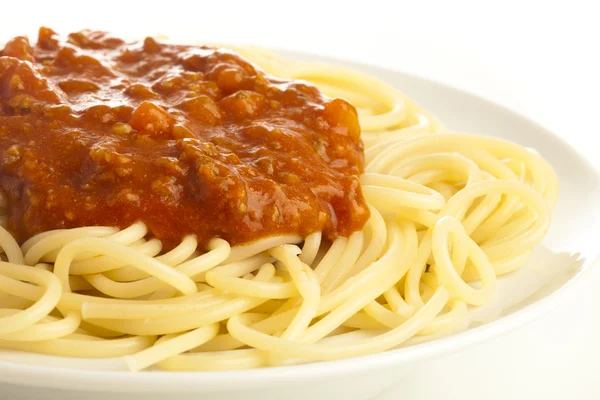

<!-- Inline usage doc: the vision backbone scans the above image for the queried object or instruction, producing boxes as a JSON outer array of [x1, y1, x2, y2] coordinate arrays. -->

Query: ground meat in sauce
[[0, 28, 369, 249]]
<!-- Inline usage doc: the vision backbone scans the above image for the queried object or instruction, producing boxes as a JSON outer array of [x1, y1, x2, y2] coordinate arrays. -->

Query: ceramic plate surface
[[1, 51, 599, 400]]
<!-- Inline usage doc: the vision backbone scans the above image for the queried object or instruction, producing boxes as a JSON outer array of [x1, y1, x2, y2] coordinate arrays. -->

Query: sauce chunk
[[0, 29, 369, 248]]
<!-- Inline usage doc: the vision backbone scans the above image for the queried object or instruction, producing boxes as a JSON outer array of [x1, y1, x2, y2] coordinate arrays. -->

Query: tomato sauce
[[0, 28, 369, 249]]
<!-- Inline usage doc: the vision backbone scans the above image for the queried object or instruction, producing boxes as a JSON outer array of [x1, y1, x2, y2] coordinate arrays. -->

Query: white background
[[2, 0, 600, 398]]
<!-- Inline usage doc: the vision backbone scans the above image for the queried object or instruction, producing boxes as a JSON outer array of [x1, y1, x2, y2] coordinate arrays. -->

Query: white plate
[[1, 52, 599, 400]]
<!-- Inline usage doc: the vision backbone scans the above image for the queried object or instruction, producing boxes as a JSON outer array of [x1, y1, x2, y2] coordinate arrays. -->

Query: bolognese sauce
[[0, 28, 369, 248]]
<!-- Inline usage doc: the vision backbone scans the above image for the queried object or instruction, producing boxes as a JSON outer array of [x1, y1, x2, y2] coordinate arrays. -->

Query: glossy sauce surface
[[0, 28, 369, 248]]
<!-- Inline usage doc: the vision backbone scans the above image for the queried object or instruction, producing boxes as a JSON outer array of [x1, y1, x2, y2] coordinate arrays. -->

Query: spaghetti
[[0, 32, 558, 371]]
